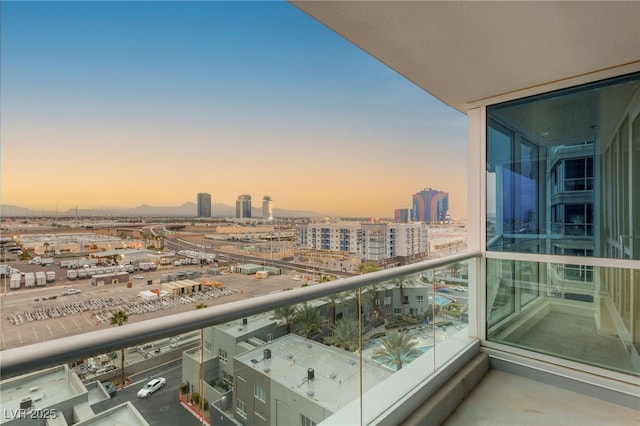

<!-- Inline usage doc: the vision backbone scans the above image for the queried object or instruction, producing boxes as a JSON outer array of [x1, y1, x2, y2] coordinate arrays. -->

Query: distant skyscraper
[[262, 196, 273, 220], [197, 193, 211, 218], [394, 208, 412, 223], [236, 194, 252, 218], [412, 188, 449, 223]]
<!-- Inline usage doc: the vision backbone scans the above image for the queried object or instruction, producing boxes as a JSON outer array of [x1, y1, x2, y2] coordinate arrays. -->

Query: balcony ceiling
[[291, 1, 640, 112]]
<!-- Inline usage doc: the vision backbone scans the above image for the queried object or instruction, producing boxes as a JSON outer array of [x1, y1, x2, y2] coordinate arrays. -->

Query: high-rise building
[[235, 194, 252, 218], [394, 208, 412, 222], [196, 193, 211, 218], [262, 196, 273, 220], [412, 188, 448, 223]]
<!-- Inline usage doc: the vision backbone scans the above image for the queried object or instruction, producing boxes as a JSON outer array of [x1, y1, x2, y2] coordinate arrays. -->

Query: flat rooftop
[[214, 312, 277, 339], [75, 402, 148, 426], [0, 365, 84, 424], [236, 334, 391, 413]]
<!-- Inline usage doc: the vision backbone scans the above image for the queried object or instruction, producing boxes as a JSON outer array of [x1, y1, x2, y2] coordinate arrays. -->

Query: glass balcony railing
[[487, 258, 640, 377], [0, 252, 479, 426]]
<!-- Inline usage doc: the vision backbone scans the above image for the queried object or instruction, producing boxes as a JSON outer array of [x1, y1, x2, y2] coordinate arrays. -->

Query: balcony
[[1, 251, 637, 425]]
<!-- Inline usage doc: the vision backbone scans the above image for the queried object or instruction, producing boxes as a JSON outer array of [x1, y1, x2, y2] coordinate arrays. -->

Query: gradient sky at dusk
[[1, 1, 467, 218]]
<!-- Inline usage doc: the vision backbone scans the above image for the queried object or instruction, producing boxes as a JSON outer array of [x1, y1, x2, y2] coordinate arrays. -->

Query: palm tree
[[271, 305, 297, 334], [294, 303, 324, 339], [109, 310, 129, 386], [341, 289, 364, 328], [324, 319, 360, 351], [358, 261, 380, 275], [392, 276, 416, 314], [372, 331, 423, 371], [364, 284, 382, 323], [110, 310, 128, 326], [448, 262, 461, 278], [322, 293, 345, 325]]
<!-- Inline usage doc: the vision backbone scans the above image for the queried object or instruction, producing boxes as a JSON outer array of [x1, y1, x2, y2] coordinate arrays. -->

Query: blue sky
[[1, 1, 467, 218]]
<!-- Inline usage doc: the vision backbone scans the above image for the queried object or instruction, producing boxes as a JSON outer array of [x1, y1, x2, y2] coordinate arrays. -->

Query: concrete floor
[[443, 369, 639, 426]]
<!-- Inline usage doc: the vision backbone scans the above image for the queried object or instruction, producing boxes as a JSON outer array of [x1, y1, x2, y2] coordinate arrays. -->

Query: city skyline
[[0, 1, 467, 218]]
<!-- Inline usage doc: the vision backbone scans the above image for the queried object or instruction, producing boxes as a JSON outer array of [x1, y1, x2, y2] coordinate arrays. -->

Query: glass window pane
[[487, 259, 639, 377], [486, 72, 640, 260]]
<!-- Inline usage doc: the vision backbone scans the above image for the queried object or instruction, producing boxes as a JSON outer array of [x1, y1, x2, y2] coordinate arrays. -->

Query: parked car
[[61, 288, 81, 296], [455, 286, 467, 292], [137, 377, 166, 398], [101, 381, 117, 397], [133, 275, 144, 279]]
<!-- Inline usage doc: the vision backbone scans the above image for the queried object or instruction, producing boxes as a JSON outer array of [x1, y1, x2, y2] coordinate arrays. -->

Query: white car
[[61, 288, 81, 296], [133, 275, 144, 279], [455, 286, 467, 292], [137, 378, 166, 398]]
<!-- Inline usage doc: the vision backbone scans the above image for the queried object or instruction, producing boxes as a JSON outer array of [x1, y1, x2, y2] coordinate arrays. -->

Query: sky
[[1, 1, 467, 219]]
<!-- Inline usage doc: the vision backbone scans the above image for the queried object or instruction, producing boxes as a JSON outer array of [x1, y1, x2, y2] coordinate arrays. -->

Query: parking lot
[[0, 265, 309, 350]]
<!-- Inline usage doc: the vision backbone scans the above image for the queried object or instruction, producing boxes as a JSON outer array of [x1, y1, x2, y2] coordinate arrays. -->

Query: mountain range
[[0, 202, 325, 218]]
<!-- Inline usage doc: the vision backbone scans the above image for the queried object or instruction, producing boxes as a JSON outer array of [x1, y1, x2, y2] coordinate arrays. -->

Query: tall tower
[[197, 193, 212, 218], [236, 195, 252, 218], [412, 188, 449, 223], [262, 196, 273, 220]]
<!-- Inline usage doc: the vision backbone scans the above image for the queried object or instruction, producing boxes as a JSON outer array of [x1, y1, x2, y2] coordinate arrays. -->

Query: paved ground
[[0, 265, 308, 350]]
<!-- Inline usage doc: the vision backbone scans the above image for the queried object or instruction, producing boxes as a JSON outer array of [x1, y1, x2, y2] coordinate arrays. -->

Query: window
[[223, 371, 233, 386], [301, 414, 317, 426], [236, 400, 247, 419], [393, 308, 401, 314], [487, 72, 640, 259], [255, 411, 266, 421], [218, 349, 228, 363], [254, 385, 266, 402], [416, 295, 424, 303]]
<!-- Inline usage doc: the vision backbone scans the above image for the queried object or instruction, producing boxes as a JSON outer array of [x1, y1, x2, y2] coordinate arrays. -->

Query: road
[[92, 359, 205, 425]]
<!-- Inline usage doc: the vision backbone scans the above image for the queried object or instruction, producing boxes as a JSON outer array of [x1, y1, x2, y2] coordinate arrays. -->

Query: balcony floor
[[443, 369, 639, 426], [508, 310, 634, 374]]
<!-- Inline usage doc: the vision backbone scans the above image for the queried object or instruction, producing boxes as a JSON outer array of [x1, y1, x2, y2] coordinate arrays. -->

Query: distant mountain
[[0, 202, 325, 218]]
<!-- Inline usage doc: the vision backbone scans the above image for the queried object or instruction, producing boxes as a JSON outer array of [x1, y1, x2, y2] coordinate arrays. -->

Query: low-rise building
[[228, 334, 392, 426], [0, 365, 148, 426]]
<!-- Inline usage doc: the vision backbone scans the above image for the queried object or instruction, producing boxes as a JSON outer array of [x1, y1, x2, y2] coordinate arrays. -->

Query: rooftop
[[236, 333, 391, 413], [0, 365, 84, 424]]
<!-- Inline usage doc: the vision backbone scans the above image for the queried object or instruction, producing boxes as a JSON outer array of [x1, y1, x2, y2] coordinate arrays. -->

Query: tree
[[270, 305, 297, 334], [294, 303, 324, 339], [372, 331, 422, 371], [195, 303, 207, 309], [392, 276, 417, 314], [322, 293, 345, 325], [324, 318, 360, 351], [448, 262, 462, 278], [358, 261, 380, 275], [110, 310, 129, 326], [109, 310, 129, 386], [364, 284, 383, 323]]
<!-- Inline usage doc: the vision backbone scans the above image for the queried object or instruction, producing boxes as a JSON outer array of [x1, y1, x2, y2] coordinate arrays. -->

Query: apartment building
[[297, 221, 427, 268]]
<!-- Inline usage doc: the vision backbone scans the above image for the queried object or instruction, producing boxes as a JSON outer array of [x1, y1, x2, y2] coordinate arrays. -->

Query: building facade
[[197, 193, 212, 218], [394, 208, 412, 223], [297, 221, 427, 267], [412, 188, 449, 223], [236, 195, 252, 219], [262, 196, 273, 220]]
